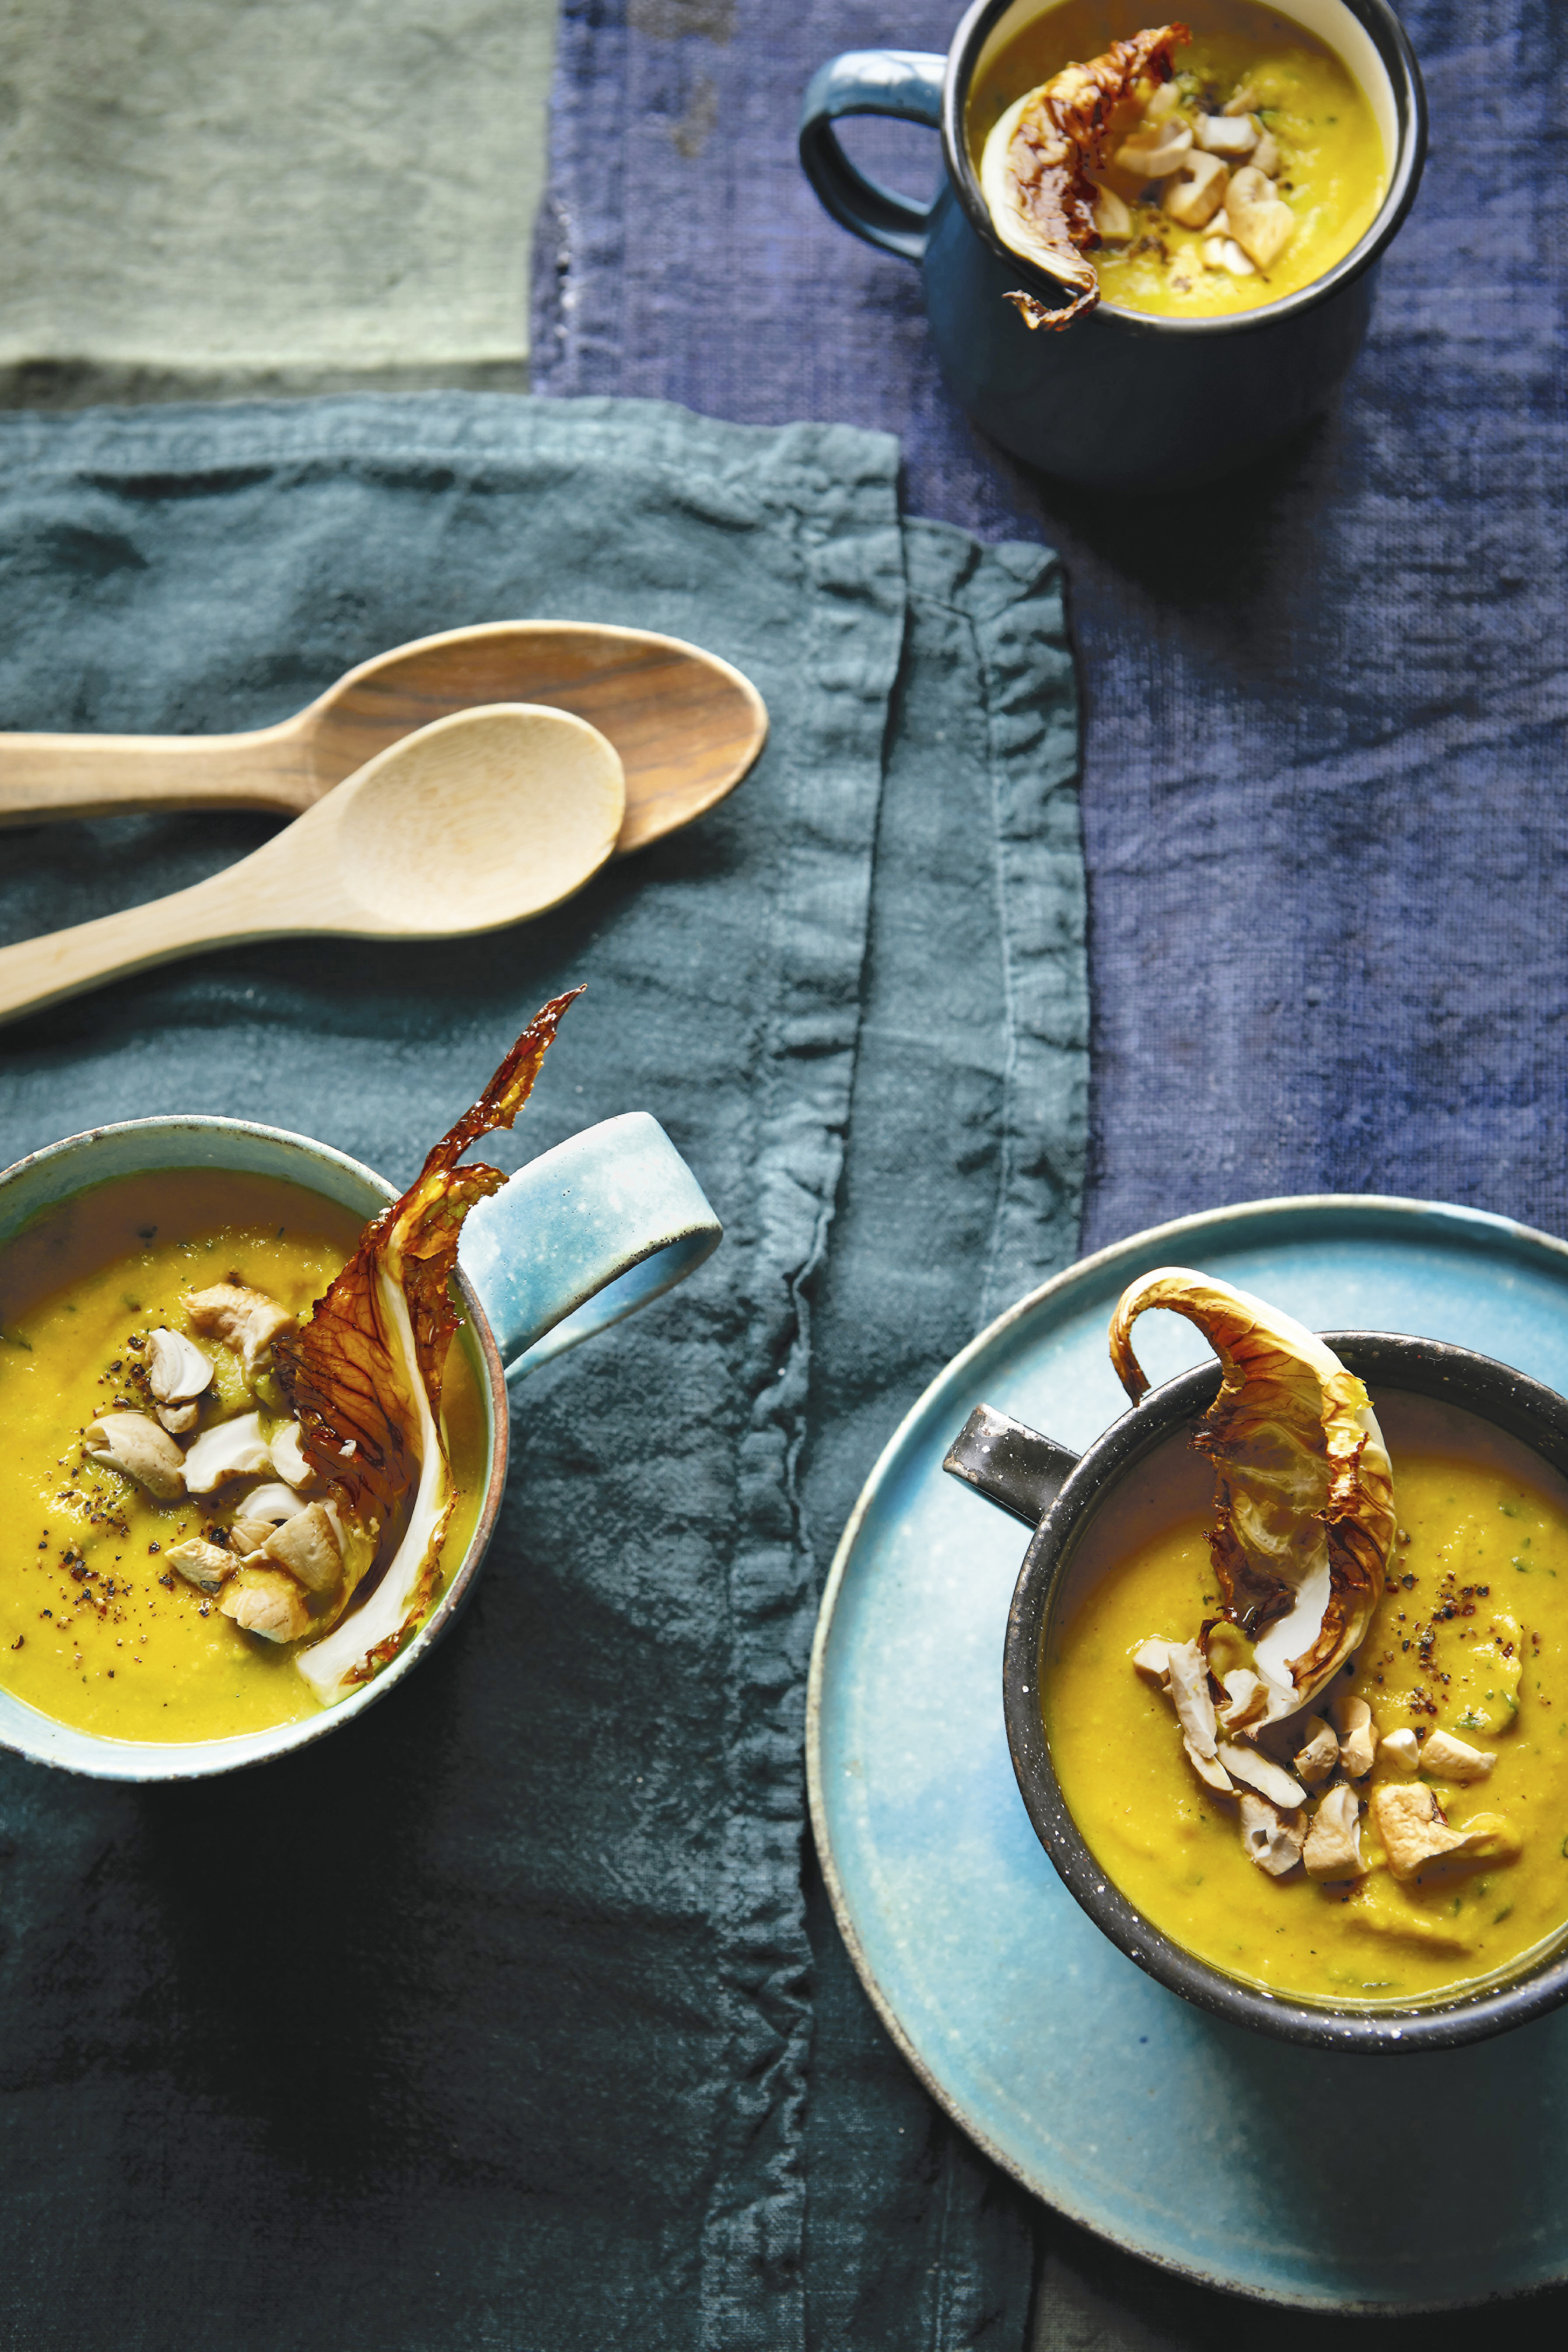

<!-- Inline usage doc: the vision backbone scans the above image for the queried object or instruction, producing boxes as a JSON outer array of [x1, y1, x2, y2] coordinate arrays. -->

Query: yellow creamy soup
[[1046, 1399, 1568, 2004], [0, 1170, 487, 1745], [971, 1, 1386, 317]]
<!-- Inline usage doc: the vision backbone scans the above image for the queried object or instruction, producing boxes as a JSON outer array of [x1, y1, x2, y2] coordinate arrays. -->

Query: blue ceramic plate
[[807, 1196, 1568, 2311]]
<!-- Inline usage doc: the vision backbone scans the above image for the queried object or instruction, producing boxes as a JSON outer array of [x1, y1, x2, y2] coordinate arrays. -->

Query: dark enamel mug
[[800, 0, 1426, 489], [946, 1332, 1568, 2050]]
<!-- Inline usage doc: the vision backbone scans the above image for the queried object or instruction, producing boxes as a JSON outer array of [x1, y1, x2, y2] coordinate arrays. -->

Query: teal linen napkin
[[0, 394, 1083, 2350]]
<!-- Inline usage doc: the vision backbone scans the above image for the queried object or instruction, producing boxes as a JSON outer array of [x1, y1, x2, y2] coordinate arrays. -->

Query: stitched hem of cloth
[[0, 391, 899, 511], [692, 430, 907, 2351], [901, 520, 1087, 1320], [528, 0, 625, 392]]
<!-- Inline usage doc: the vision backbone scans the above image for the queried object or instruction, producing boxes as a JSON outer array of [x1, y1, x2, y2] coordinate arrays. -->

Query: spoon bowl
[[0, 619, 767, 853], [321, 702, 625, 931], [0, 703, 626, 1027]]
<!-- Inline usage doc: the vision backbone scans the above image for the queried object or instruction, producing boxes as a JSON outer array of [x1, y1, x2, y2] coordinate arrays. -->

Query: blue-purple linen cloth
[[0, 393, 1084, 2351], [535, 0, 1568, 2344]]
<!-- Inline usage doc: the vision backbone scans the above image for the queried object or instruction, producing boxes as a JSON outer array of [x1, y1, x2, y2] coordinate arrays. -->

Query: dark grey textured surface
[[0, 394, 1085, 2349], [533, 0, 1568, 2338], [799, 519, 1082, 2352]]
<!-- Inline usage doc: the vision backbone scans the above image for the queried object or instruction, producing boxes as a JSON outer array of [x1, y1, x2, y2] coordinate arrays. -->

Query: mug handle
[[457, 1112, 722, 1382], [944, 1403, 1079, 1525], [798, 50, 946, 262]]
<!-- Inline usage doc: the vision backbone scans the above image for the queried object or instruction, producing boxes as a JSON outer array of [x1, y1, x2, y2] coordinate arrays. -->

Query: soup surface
[[970, 1, 1386, 318], [1047, 1415, 1568, 2003], [0, 1170, 488, 1745]]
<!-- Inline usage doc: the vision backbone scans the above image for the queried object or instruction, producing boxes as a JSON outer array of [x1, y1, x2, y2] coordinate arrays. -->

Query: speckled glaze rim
[[942, 0, 1428, 335], [0, 1114, 509, 1782], [1005, 1331, 1568, 2054]]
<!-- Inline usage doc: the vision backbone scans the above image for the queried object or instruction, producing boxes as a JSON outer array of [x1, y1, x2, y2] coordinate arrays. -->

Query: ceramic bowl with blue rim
[[0, 1111, 720, 1782]]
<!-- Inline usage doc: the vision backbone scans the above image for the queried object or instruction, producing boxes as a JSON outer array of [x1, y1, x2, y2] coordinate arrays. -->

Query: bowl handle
[[798, 50, 944, 261], [943, 1402, 1078, 1526], [457, 1112, 722, 1381]]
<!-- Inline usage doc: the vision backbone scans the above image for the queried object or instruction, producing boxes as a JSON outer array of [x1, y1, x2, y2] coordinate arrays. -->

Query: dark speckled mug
[[800, 0, 1425, 490], [946, 1332, 1568, 2052]]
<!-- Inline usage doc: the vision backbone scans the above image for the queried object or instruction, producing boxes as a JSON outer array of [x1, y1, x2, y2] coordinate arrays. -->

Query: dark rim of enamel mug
[[1005, 1331, 1568, 2052], [942, 0, 1427, 335]]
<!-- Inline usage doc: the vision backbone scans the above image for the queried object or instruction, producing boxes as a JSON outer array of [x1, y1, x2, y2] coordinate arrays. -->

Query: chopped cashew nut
[[1223, 80, 1261, 115], [186, 1282, 296, 1378], [1380, 1728, 1420, 1773], [260, 1504, 343, 1596], [1132, 1637, 1174, 1684], [1370, 1782, 1510, 1881], [1303, 1782, 1366, 1880], [1185, 1735, 1236, 1795], [1146, 78, 1180, 121], [1088, 178, 1133, 239], [155, 1400, 201, 1436], [1422, 1728, 1496, 1784], [1114, 118, 1193, 177], [165, 1538, 235, 1595], [1166, 1639, 1219, 1755], [146, 1327, 214, 1404], [1331, 1692, 1377, 1777], [1240, 1793, 1305, 1877], [219, 1566, 314, 1643], [1216, 1741, 1307, 1810], [1203, 235, 1255, 274], [1194, 111, 1259, 155], [83, 1410, 186, 1500], [268, 1421, 317, 1490], [1163, 149, 1228, 229], [234, 1479, 306, 1524], [1252, 129, 1280, 177], [1292, 1715, 1339, 1787], [183, 1410, 274, 1494], [1219, 1668, 1268, 1729], [1225, 164, 1294, 268]]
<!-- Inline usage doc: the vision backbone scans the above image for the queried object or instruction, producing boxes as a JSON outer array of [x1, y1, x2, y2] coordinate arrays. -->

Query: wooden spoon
[[0, 620, 767, 856], [0, 705, 626, 1028]]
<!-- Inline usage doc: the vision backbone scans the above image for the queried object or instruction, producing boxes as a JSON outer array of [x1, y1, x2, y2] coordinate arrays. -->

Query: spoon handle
[[0, 724, 316, 824], [0, 852, 299, 1027]]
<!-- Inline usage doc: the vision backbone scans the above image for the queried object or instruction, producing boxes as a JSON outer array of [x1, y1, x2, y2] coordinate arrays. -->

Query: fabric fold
[[799, 519, 1083, 2352], [0, 390, 1084, 2352]]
